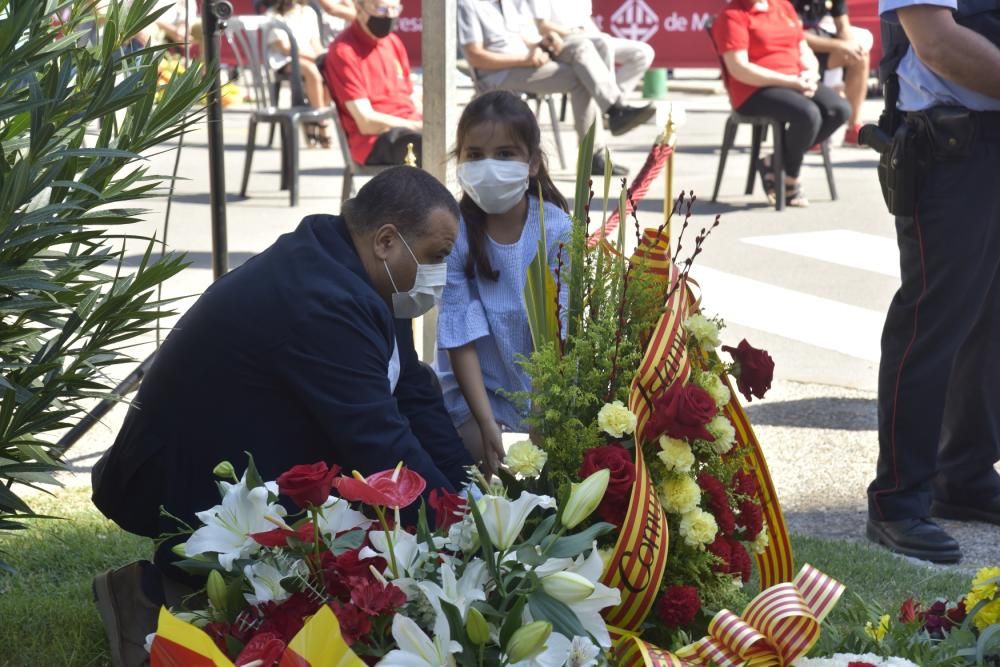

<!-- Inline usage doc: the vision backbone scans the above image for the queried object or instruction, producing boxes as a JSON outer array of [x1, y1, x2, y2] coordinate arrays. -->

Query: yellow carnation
[[679, 508, 718, 547], [751, 521, 770, 554], [504, 440, 547, 478], [967, 566, 1000, 630], [706, 415, 736, 455], [683, 314, 721, 352], [597, 401, 637, 438], [697, 373, 731, 408], [657, 435, 695, 473], [658, 475, 701, 515]]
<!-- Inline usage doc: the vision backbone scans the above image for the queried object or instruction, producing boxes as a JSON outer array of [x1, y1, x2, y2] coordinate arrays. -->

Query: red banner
[[396, 0, 882, 71]]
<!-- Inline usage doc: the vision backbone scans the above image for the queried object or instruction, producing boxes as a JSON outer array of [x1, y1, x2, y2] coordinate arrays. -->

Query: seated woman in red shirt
[[713, 0, 850, 207]]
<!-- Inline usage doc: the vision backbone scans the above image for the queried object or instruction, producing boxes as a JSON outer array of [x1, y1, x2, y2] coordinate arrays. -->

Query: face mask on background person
[[366, 14, 398, 38], [456, 159, 530, 215], [384, 232, 446, 319]]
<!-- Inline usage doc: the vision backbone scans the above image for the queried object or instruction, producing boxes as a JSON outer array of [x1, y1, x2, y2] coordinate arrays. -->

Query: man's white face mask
[[456, 159, 530, 214], [383, 231, 446, 319]]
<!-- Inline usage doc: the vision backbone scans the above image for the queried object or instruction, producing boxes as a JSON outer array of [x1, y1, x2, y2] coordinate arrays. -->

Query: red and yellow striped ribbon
[[674, 564, 845, 666]]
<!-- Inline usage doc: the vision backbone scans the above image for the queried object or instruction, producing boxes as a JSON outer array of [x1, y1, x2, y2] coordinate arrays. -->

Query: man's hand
[[542, 31, 564, 56], [525, 45, 551, 68]]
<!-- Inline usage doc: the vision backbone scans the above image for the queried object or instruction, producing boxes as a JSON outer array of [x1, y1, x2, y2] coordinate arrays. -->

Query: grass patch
[[0, 486, 150, 667], [0, 494, 975, 666]]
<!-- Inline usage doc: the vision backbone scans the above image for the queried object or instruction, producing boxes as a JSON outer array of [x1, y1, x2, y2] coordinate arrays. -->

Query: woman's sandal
[[785, 182, 809, 207], [757, 157, 778, 205], [316, 121, 332, 149]]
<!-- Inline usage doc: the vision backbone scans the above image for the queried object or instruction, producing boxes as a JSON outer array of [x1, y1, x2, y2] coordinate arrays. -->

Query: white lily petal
[[477, 491, 556, 550], [317, 496, 372, 537]]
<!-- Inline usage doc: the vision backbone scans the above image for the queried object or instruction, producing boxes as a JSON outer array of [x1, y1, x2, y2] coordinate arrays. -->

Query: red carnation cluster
[[329, 601, 374, 645], [579, 443, 636, 526], [732, 469, 759, 498], [655, 585, 702, 628], [706, 536, 752, 582], [737, 499, 764, 540], [697, 472, 735, 536], [643, 382, 717, 442]]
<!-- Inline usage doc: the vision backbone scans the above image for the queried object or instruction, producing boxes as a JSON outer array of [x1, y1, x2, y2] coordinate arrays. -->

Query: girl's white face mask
[[456, 159, 530, 214]]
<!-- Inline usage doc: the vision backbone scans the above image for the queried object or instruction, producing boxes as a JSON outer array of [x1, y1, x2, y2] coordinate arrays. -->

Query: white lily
[[532, 544, 621, 648], [316, 496, 372, 539], [361, 528, 428, 579], [417, 558, 488, 620], [565, 636, 600, 667], [377, 613, 460, 667], [184, 475, 286, 571], [509, 631, 572, 667], [243, 559, 301, 605], [477, 491, 557, 550]]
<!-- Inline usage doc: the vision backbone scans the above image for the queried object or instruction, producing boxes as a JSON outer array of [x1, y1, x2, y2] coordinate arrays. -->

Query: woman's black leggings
[[737, 84, 851, 178]]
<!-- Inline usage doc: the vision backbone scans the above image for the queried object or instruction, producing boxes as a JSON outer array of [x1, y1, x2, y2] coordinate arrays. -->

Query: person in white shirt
[[531, 0, 654, 97], [458, 0, 655, 176]]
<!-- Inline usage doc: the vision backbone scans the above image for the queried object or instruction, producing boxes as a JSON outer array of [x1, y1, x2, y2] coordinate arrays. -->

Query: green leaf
[[330, 529, 366, 555], [467, 495, 501, 583], [527, 590, 589, 641], [499, 597, 526, 648], [242, 452, 265, 491], [523, 183, 560, 353], [545, 522, 614, 558]]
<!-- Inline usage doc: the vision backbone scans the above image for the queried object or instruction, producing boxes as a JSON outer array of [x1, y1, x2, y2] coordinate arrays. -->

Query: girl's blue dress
[[434, 195, 571, 431]]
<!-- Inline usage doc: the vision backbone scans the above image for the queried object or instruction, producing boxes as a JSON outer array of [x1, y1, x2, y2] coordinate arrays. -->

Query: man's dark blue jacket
[[92, 215, 473, 539]]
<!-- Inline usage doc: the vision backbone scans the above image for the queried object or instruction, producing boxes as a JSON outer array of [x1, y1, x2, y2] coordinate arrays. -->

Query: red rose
[[277, 462, 340, 509], [329, 601, 374, 645], [349, 578, 407, 616], [579, 443, 636, 526], [429, 488, 467, 530], [235, 632, 286, 667], [644, 382, 717, 442], [655, 585, 701, 628], [722, 339, 774, 402], [737, 499, 763, 539]]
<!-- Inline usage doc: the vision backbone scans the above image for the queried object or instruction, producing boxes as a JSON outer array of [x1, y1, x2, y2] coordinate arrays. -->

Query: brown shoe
[[93, 561, 164, 667]]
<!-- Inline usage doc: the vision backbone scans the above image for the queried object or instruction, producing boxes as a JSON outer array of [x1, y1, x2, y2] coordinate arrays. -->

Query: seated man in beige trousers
[[458, 0, 655, 176], [530, 0, 655, 97]]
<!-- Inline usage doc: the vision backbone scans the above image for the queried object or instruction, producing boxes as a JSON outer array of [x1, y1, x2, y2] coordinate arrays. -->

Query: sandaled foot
[[757, 156, 777, 205], [785, 182, 809, 207]]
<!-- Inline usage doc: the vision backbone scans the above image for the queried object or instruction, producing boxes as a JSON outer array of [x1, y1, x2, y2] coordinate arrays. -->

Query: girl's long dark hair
[[454, 90, 569, 281]]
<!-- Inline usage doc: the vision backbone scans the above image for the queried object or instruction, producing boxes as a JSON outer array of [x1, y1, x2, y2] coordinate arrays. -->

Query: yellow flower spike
[[864, 614, 890, 642], [391, 461, 403, 482], [352, 470, 366, 482]]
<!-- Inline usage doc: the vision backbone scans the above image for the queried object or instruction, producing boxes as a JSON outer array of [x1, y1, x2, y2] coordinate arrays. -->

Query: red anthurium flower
[[251, 521, 316, 548], [277, 462, 341, 509], [332, 464, 426, 509], [899, 597, 920, 623], [235, 632, 286, 666]]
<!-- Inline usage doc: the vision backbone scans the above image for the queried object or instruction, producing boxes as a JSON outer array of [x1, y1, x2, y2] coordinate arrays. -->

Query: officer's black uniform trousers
[[869, 115, 1000, 520]]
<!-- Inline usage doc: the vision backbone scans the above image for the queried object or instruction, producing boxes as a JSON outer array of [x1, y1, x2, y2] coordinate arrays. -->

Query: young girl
[[435, 90, 572, 476]]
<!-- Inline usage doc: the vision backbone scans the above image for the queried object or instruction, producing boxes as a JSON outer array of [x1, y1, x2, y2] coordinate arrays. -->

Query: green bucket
[[642, 68, 668, 99]]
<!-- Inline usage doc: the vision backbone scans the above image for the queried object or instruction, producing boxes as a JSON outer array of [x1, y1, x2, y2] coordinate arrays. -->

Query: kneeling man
[[91, 167, 473, 667]]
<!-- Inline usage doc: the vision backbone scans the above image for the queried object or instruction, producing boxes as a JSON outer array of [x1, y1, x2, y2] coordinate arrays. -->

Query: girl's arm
[[722, 49, 802, 89], [448, 344, 505, 475]]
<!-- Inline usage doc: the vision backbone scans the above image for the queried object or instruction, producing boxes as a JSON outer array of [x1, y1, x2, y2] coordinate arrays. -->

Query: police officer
[[865, 0, 1000, 563]]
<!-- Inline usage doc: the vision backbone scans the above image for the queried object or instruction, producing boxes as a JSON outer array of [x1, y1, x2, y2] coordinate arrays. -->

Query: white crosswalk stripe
[[742, 230, 900, 277]]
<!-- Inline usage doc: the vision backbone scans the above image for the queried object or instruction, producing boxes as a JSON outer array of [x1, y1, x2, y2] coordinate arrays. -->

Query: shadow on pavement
[[745, 396, 877, 430]]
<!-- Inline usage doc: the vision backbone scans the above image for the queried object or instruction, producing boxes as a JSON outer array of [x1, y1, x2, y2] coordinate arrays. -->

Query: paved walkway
[[54, 74, 998, 574]]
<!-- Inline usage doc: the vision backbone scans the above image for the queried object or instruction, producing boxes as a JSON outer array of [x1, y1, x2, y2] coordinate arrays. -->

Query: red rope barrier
[[587, 143, 673, 248]]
